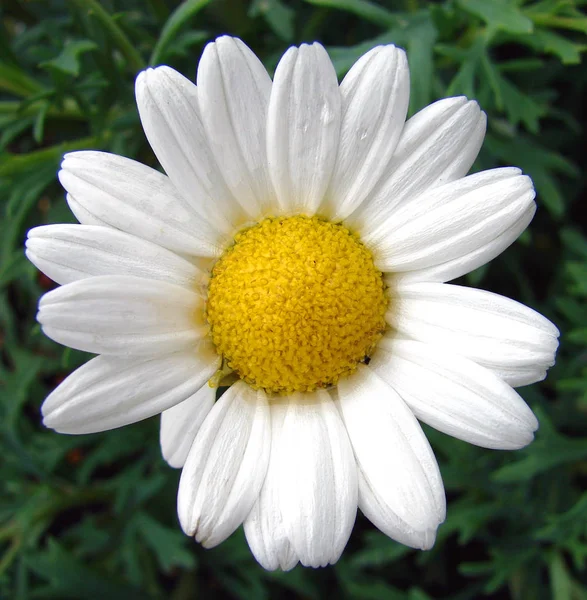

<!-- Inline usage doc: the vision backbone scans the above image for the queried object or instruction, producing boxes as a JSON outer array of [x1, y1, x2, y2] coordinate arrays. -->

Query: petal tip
[[161, 449, 184, 469], [445, 95, 468, 108], [136, 67, 167, 95], [134, 69, 148, 90], [420, 527, 438, 551], [41, 401, 65, 432], [511, 429, 537, 450], [214, 34, 238, 47]]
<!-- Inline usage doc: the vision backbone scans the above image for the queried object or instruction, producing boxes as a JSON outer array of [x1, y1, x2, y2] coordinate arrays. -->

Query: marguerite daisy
[[26, 36, 559, 571]]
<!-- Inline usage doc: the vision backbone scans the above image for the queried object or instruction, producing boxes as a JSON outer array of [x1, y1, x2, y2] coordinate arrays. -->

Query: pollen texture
[[206, 216, 388, 395]]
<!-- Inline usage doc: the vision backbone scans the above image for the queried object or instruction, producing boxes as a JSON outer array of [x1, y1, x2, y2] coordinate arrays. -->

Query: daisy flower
[[26, 36, 559, 570]]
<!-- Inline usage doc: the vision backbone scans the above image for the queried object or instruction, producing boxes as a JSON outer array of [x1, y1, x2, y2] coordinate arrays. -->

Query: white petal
[[66, 193, 107, 227], [337, 366, 445, 544], [348, 97, 486, 234], [244, 402, 299, 571], [358, 470, 438, 550], [371, 339, 539, 449], [135, 67, 248, 238], [197, 36, 274, 217], [178, 381, 270, 548], [392, 202, 535, 283], [325, 45, 410, 220], [267, 43, 341, 215], [160, 384, 216, 468], [37, 275, 206, 356], [278, 392, 358, 568], [42, 347, 219, 434], [369, 168, 535, 272], [387, 282, 559, 387], [26, 225, 204, 288], [489, 365, 549, 388], [60, 151, 221, 257]]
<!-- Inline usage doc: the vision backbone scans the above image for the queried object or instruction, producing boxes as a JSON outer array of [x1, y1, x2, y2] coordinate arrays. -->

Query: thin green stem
[[150, 0, 212, 66], [0, 537, 21, 575], [70, 0, 144, 72]]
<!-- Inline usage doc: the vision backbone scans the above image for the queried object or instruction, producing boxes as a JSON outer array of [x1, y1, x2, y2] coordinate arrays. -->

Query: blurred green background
[[1, 0, 586, 598]]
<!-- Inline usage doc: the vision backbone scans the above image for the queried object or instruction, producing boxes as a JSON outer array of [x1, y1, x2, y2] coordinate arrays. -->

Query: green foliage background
[[1, 0, 586, 598]]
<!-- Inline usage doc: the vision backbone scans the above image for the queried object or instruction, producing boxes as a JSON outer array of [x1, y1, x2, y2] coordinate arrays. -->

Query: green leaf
[[549, 551, 574, 600], [69, 0, 144, 72], [456, 0, 534, 34], [0, 61, 46, 98], [492, 409, 587, 483], [303, 0, 398, 28], [150, 0, 212, 65], [526, 0, 587, 34], [406, 18, 438, 114], [32, 101, 50, 143], [249, 0, 295, 41], [536, 494, 587, 570], [566, 327, 587, 344], [442, 37, 485, 98], [327, 10, 437, 113], [337, 563, 407, 600], [158, 30, 209, 60], [567, 262, 587, 296], [438, 498, 497, 544], [40, 40, 98, 77], [326, 32, 397, 76], [525, 29, 587, 65], [2, 166, 56, 265], [77, 428, 152, 483], [495, 71, 546, 134], [263, 567, 320, 599], [0, 429, 48, 481], [1, 348, 45, 426], [485, 133, 578, 219], [349, 530, 413, 568], [0, 116, 35, 151], [133, 512, 195, 572], [0, 135, 105, 178], [461, 547, 538, 594], [400, 12, 438, 113], [25, 540, 146, 600], [561, 228, 587, 260]]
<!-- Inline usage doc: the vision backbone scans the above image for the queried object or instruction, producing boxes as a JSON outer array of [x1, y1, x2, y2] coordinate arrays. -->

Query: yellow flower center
[[206, 215, 388, 395]]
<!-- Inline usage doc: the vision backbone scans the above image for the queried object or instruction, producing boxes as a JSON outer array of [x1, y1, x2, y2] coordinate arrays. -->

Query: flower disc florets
[[207, 215, 388, 394]]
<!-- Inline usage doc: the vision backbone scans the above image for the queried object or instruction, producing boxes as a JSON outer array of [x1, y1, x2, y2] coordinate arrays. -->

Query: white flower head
[[26, 36, 559, 571]]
